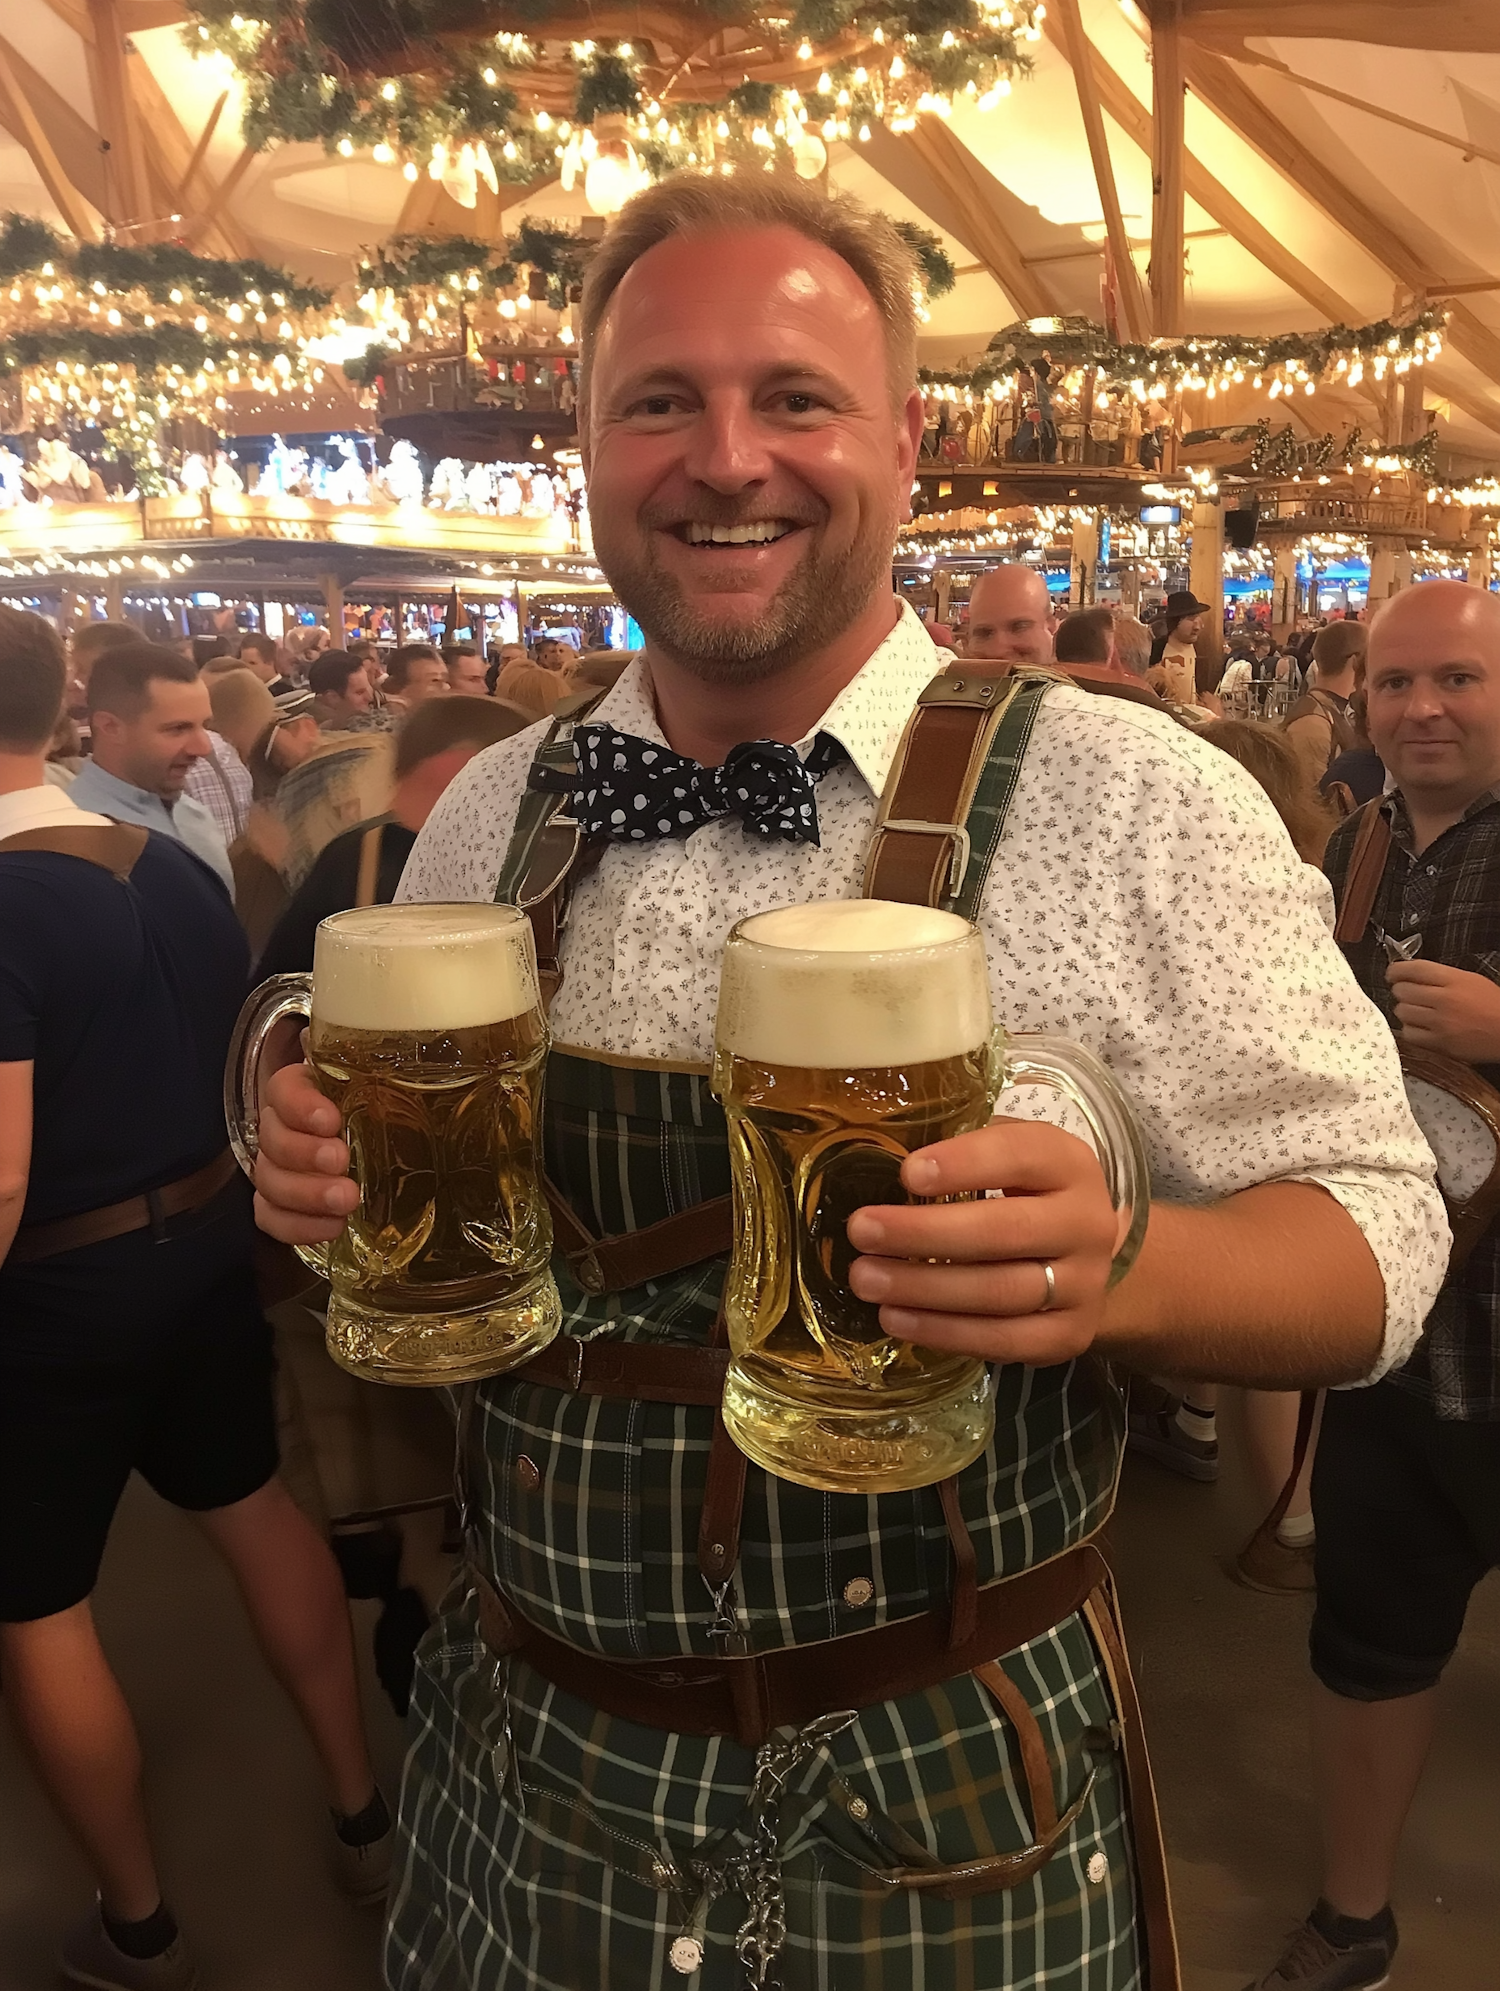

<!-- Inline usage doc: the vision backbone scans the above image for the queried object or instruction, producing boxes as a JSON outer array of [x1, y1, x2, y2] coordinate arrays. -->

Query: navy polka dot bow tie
[[572, 726, 845, 847]]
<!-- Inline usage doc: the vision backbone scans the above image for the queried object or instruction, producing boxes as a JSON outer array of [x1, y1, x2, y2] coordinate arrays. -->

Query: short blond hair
[[580, 173, 920, 410]]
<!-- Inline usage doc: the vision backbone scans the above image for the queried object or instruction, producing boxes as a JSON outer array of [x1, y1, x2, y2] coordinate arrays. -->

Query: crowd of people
[[0, 168, 1496, 1991]]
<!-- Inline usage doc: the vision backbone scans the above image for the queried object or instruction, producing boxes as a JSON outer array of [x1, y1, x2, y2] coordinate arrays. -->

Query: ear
[[896, 388, 924, 522]]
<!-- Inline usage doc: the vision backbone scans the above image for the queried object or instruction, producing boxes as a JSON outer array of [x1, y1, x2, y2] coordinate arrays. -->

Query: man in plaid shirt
[[252, 178, 1446, 1991], [1248, 580, 1500, 1991]]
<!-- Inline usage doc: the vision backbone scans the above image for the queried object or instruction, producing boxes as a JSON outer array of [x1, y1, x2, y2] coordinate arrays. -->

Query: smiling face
[[1366, 583, 1500, 812], [582, 225, 922, 687]]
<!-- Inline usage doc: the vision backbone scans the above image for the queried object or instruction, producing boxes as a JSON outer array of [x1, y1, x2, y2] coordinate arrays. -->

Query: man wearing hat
[[1148, 590, 1212, 708]]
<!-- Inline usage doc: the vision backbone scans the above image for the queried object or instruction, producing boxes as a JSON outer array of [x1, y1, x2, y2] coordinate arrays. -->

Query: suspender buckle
[[869, 820, 972, 900]]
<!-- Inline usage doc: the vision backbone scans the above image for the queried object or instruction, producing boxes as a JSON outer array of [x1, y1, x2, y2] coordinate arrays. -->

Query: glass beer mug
[[712, 900, 1148, 1494], [226, 903, 561, 1386]]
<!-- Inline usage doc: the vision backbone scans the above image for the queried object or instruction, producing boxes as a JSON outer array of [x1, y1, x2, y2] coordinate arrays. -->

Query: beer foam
[[717, 900, 991, 1069], [312, 903, 540, 1031]]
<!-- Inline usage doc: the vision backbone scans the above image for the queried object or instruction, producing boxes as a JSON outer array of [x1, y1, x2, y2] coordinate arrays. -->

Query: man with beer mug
[[252, 176, 1447, 1991]]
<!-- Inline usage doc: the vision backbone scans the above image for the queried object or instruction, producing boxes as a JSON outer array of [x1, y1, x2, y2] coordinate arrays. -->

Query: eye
[[773, 389, 827, 416], [626, 393, 681, 419]]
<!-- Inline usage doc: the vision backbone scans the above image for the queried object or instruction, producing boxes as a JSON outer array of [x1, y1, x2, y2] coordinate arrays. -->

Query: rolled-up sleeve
[[985, 693, 1449, 1384]]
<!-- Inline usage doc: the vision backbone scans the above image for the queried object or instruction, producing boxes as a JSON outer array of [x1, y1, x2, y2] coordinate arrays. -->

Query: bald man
[[962, 562, 1056, 667], [1248, 578, 1500, 1991]]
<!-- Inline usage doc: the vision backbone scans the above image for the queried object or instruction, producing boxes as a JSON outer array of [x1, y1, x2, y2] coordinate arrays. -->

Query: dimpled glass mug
[[227, 903, 560, 1386], [712, 900, 1148, 1493]]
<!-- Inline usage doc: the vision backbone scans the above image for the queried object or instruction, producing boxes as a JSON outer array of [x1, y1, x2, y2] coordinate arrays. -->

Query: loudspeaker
[[1224, 504, 1260, 550]]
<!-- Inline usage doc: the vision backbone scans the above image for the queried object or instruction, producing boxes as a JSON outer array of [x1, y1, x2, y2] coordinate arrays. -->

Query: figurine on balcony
[[381, 438, 425, 507], [29, 434, 95, 503], [177, 451, 212, 494], [429, 457, 470, 509], [324, 436, 371, 508], [211, 449, 245, 495], [260, 433, 299, 497], [0, 441, 27, 508], [494, 468, 523, 517], [464, 460, 495, 512]]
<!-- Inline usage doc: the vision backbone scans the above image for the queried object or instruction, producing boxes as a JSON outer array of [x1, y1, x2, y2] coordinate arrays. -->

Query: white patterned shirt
[[402, 600, 1448, 1382]]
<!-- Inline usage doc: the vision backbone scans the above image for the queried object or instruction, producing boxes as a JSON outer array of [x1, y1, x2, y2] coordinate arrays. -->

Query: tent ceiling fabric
[[2, 0, 1498, 451]]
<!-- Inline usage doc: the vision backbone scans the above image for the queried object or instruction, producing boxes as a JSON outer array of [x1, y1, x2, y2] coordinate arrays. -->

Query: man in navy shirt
[[0, 609, 389, 1991]]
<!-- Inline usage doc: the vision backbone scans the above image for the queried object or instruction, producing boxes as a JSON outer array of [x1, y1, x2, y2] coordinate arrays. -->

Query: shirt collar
[[1385, 782, 1500, 845], [74, 760, 172, 819], [0, 783, 112, 838], [585, 600, 947, 798]]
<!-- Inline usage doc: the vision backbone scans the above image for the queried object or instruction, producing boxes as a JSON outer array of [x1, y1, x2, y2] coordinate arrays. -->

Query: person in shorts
[[0, 608, 390, 1991], [1247, 579, 1500, 1990]]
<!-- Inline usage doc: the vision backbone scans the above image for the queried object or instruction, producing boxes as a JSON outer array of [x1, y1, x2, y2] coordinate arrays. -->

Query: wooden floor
[[2, 1419, 1497, 1989]]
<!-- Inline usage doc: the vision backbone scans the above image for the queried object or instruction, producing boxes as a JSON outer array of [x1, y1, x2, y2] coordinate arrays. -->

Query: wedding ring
[[1038, 1261, 1057, 1313]]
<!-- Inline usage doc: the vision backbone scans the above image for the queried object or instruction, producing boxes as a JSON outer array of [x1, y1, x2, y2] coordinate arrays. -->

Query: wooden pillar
[[1271, 542, 1298, 641], [318, 570, 345, 639], [933, 569, 953, 623], [103, 576, 126, 621], [1119, 563, 1142, 614], [1070, 514, 1100, 607], [1468, 541, 1494, 590], [1369, 539, 1409, 603], [1189, 492, 1225, 665], [1150, 0, 1186, 338]]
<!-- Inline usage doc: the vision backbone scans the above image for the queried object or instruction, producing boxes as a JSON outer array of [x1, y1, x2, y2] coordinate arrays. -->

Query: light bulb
[[792, 130, 827, 178]]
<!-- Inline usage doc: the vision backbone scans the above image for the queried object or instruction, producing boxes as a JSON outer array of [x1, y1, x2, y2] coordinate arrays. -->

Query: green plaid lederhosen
[[385, 676, 1147, 1990]]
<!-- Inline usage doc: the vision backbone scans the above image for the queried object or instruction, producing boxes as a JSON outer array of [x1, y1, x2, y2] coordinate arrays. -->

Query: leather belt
[[515, 1335, 730, 1405], [474, 1540, 1106, 1749], [8, 1149, 238, 1264], [545, 1179, 733, 1295]]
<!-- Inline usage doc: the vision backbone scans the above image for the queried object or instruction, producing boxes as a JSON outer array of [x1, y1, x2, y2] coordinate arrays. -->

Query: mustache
[[638, 495, 825, 532]]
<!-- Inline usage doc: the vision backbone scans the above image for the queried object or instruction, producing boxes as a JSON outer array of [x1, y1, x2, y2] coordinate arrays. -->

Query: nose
[[681, 391, 774, 494]]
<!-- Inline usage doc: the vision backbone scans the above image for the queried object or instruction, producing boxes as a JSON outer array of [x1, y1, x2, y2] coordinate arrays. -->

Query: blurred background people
[[383, 645, 449, 718], [0, 608, 389, 1991], [442, 644, 487, 697], [258, 697, 530, 974], [962, 563, 1056, 666], [308, 651, 380, 732], [70, 645, 232, 897]]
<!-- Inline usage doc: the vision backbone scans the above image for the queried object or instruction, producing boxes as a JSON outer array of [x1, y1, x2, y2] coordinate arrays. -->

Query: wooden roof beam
[[1179, 45, 1500, 395], [873, 117, 1058, 322], [1053, 0, 1149, 341], [0, 41, 99, 241], [1042, 16, 1356, 326], [1150, 0, 1186, 336], [86, 0, 152, 227]]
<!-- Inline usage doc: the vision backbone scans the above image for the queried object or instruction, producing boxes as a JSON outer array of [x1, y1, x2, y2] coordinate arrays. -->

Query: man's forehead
[[594, 225, 883, 366]]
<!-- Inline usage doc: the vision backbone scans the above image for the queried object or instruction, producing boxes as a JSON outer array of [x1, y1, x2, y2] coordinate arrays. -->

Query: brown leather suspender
[[0, 821, 149, 877]]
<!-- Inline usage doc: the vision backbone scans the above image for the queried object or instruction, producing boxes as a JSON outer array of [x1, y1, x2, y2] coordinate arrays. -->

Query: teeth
[[684, 521, 790, 544]]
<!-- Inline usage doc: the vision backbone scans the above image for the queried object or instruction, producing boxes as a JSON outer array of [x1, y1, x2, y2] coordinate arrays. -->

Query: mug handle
[[1000, 1033, 1151, 1286], [223, 973, 331, 1277]]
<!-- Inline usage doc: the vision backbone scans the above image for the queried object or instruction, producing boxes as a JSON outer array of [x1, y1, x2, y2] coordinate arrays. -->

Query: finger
[[898, 1120, 1100, 1200], [265, 1060, 345, 1139], [1385, 960, 1449, 989], [850, 1254, 1070, 1317], [254, 1145, 360, 1218], [846, 1192, 1106, 1263], [1394, 1022, 1447, 1051], [257, 1099, 351, 1176], [252, 1190, 348, 1246], [880, 1304, 1096, 1366], [1391, 999, 1442, 1030]]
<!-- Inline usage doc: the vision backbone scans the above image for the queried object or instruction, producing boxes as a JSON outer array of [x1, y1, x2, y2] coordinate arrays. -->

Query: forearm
[[0, 1192, 23, 1266], [1099, 1180, 1386, 1387]]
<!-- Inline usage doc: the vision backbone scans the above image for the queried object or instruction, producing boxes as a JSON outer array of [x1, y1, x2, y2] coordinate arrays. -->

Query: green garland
[[893, 222, 956, 301], [182, 0, 1033, 175], [921, 311, 1447, 398], [1180, 420, 1442, 481], [0, 212, 330, 309]]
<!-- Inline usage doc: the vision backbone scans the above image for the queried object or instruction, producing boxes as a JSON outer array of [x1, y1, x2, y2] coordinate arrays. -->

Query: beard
[[594, 498, 898, 687]]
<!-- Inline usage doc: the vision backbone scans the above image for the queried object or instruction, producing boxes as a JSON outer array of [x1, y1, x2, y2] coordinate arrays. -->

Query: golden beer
[[715, 901, 999, 1492], [714, 900, 1150, 1494], [227, 903, 561, 1385]]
